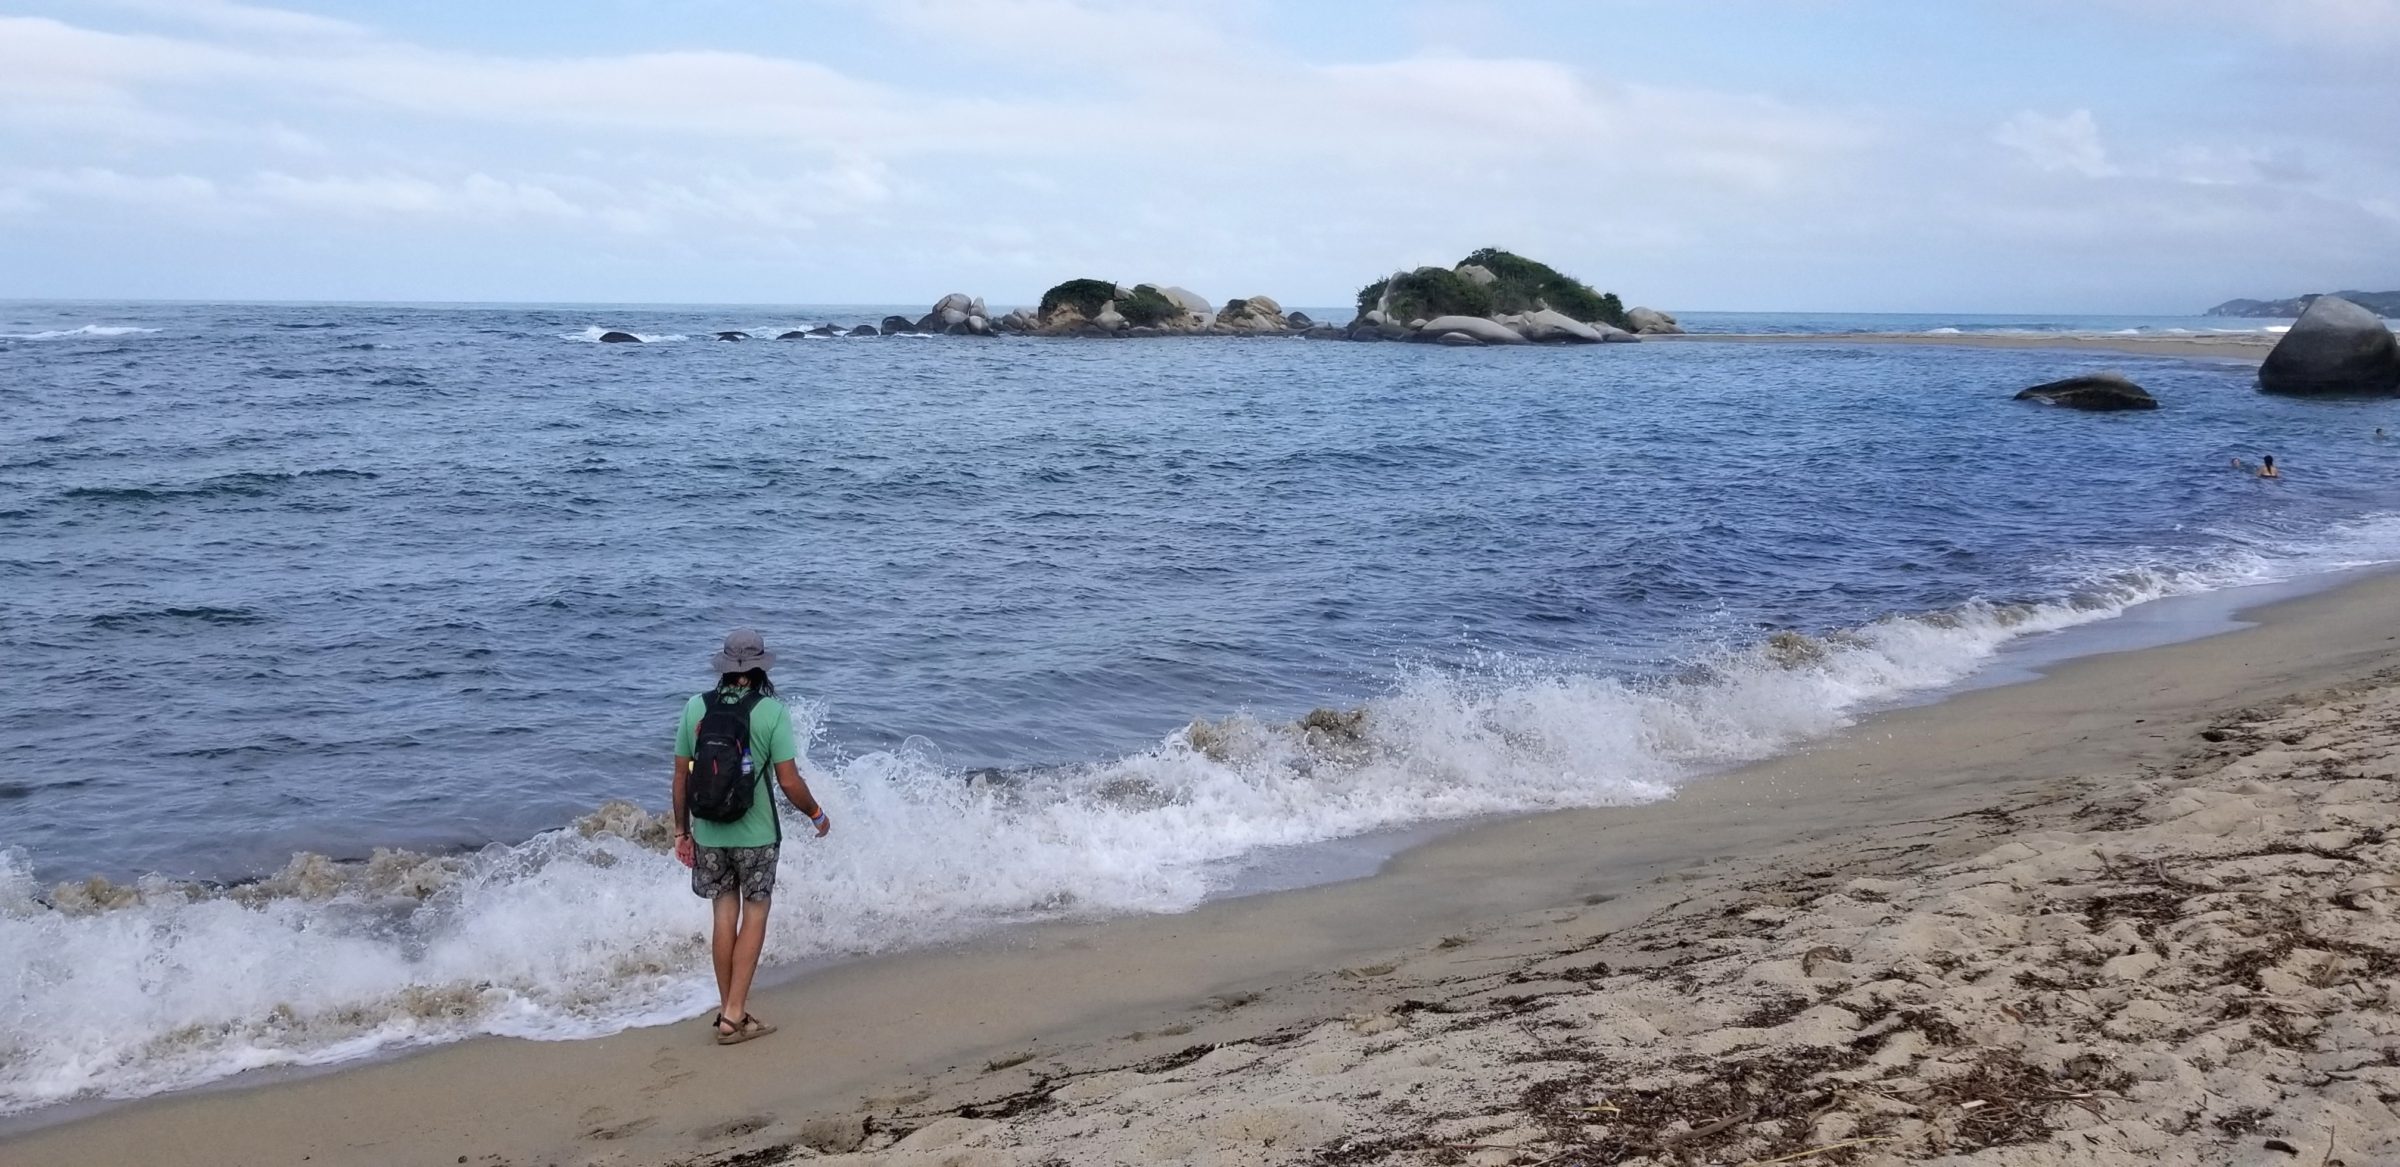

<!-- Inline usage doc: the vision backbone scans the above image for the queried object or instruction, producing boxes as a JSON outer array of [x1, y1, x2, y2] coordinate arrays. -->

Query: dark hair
[[2262, 454, 2276, 466], [718, 668, 775, 696]]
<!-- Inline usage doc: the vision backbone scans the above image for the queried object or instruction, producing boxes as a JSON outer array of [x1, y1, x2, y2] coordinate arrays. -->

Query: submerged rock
[[2015, 372, 2159, 411], [807, 325, 840, 337], [714, 331, 749, 342], [597, 330, 642, 343], [2258, 295, 2400, 396], [848, 324, 878, 337], [1437, 332, 1487, 346], [775, 330, 808, 340], [880, 314, 917, 335]]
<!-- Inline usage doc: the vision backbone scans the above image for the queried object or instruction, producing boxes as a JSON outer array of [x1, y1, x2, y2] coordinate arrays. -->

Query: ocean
[[1, 300, 2393, 1115]]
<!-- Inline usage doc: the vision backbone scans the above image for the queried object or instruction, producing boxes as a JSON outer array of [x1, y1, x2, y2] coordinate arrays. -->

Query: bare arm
[[774, 760, 830, 837], [670, 755, 693, 838]]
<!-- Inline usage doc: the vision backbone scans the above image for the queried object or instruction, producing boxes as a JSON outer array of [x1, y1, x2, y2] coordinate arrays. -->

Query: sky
[[2, 0, 2397, 311]]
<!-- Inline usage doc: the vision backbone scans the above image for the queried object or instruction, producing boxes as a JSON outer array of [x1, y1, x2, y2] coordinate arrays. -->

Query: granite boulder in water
[[2259, 295, 2400, 396], [880, 315, 917, 335], [2015, 372, 2158, 411], [1415, 315, 1530, 346], [598, 331, 641, 343]]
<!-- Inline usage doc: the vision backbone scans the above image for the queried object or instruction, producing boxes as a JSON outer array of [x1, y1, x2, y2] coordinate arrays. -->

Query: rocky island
[[604, 248, 1679, 348]]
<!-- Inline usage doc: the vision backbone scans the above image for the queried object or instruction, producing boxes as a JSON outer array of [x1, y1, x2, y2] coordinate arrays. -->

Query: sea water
[[2, 301, 2396, 1114]]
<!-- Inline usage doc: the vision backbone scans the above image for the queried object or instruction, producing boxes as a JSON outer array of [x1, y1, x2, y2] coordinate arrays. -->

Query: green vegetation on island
[[1355, 248, 1627, 328], [1115, 285, 1181, 327], [1039, 278, 1120, 320]]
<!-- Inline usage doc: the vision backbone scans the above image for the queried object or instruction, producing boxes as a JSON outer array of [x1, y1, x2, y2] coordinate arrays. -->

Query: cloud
[[1, 1, 2395, 306], [1993, 109, 2115, 178]]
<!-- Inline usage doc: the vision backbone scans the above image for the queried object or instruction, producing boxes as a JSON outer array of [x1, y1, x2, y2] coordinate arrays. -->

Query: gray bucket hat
[[709, 628, 777, 674]]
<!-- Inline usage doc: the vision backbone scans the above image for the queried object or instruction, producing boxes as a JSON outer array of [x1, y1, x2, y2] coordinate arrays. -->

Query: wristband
[[809, 809, 829, 826]]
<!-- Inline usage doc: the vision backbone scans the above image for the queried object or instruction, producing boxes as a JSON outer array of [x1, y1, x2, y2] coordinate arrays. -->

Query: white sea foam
[[564, 326, 687, 343], [9, 515, 2400, 1114], [1, 325, 160, 340]]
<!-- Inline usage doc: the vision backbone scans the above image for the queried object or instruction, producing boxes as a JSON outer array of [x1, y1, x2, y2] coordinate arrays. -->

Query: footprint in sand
[[643, 1053, 697, 1093], [694, 1115, 773, 1141], [583, 1116, 656, 1141]]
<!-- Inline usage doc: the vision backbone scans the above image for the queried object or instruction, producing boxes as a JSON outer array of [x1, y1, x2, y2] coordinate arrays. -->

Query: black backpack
[[687, 689, 766, 823]]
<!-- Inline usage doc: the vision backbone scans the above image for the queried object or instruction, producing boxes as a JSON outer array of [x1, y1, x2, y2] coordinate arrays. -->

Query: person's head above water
[[2263, 455, 2276, 468]]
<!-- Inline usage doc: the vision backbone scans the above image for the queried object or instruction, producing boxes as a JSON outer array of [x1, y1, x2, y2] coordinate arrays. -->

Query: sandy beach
[[1655, 332, 2277, 363], [12, 571, 2400, 1167]]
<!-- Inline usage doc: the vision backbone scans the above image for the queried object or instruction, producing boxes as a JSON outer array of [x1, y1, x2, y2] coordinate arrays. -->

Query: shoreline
[[1658, 331, 2275, 362], [12, 567, 2400, 1166]]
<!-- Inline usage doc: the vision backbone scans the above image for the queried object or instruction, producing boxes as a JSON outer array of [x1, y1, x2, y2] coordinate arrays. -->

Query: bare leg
[[710, 893, 740, 1027], [723, 896, 772, 1024]]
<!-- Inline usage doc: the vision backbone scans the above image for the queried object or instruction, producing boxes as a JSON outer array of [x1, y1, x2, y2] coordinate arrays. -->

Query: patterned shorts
[[691, 844, 779, 902]]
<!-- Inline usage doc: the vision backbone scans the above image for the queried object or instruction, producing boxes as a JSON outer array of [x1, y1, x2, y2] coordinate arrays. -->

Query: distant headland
[[610, 248, 1680, 346], [2206, 290, 2399, 319]]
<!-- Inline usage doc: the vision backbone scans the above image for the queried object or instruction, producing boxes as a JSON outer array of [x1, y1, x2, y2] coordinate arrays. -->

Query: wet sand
[[10, 571, 2400, 1167]]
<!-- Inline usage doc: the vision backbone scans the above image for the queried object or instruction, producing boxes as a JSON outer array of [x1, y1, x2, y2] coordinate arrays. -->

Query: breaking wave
[[12, 515, 2400, 1115], [2, 325, 159, 340]]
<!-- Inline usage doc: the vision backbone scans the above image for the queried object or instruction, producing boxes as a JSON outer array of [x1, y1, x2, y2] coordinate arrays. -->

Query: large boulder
[[932, 293, 977, 317], [1213, 296, 1291, 334], [775, 330, 807, 340], [597, 330, 642, 343], [1627, 307, 1682, 335], [807, 325, 840, 337], [881, 315, 917, 334], [1093, 302, 1127, 331], [2015, 372, 2158, 411], [1511, 308, 1609, 344], [1414, 315, 1530, 346], [715, 331, 749, 341], [1158, 286, 1213, 317], [1455, 263, 1497, 287], [848, 324, 879, 337], [2259, 295, 2400, 396], [1288, 311, 1314, 328]]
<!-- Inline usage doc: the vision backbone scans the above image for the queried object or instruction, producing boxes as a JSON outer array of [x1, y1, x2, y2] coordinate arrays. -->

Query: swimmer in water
[[2258, 454, 2280, 479]]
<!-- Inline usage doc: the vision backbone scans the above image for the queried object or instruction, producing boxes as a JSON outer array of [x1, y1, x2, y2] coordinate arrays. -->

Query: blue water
[[3, 300, 2399, 1112]]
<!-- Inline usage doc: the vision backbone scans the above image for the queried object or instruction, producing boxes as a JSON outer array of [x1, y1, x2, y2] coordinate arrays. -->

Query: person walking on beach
[[672, 629, 832, 1046]]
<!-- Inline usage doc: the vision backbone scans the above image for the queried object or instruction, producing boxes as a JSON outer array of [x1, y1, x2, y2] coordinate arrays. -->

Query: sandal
[[715, 1013, 777, 1046]]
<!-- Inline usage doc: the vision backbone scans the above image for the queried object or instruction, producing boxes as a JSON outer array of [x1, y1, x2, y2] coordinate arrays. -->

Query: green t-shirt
[[675, 686, 799, 849]]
